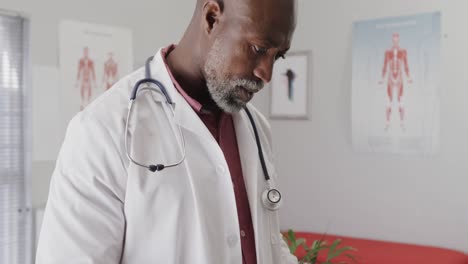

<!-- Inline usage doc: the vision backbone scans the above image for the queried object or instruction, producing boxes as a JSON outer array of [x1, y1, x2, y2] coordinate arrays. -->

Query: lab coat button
[[216, 164, 226, 175], [227, 234, 238, 248]]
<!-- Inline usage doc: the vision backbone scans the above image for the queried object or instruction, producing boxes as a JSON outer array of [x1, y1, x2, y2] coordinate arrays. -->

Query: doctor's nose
[[253, 58, 274, 84]]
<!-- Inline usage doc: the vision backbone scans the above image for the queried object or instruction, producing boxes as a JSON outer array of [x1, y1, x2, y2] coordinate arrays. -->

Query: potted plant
[[283, 230, 358, 264]]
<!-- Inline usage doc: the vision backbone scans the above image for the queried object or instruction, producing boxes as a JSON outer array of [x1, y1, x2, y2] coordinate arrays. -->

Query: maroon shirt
[[161, 45, 257, 264]]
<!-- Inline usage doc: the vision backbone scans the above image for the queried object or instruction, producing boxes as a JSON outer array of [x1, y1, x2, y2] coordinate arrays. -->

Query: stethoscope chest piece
[[262, 188, 282, 211]]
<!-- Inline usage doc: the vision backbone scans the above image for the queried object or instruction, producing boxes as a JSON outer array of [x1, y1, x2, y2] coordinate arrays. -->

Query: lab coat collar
[[148, 48, 211, 138]]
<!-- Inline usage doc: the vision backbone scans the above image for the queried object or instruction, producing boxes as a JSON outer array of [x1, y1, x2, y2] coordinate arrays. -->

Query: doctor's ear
[[202, 1, 224, 34]]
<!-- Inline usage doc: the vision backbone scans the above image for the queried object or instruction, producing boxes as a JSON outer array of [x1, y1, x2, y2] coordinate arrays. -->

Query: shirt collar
[[161, 44, 204, 113]]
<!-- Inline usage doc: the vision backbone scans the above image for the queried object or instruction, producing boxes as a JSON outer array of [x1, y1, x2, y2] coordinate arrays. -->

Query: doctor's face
[[203, 0, 296, 113]]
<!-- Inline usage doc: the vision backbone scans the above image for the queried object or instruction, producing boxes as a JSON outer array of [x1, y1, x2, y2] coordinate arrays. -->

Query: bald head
[[192, 0, 296, 41], [194, 0, 296, 26]]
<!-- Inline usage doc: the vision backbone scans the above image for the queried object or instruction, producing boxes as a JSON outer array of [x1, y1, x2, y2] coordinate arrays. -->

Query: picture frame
[[270, 51, 310, 120]]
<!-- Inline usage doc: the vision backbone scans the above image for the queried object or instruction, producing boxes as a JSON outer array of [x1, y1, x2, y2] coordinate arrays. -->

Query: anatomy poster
[[352, 12, 441, 155], [59, 20, 133, 128]]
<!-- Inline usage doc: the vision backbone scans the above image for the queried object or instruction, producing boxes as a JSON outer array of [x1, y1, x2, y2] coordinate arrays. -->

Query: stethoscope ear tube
[[125, 83, 185, 172], [243, 106, 270, 181], [131, 78, 173, 105]]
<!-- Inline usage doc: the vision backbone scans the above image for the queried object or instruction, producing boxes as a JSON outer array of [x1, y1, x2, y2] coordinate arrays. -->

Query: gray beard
[[203, 40, 263, 113]]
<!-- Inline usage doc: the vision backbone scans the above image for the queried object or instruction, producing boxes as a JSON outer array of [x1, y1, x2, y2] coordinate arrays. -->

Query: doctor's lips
[[236, 82, 263, 101], [238, 86, 255, 101], [235, 80, 263, 92], [230, 78, 263, 101]]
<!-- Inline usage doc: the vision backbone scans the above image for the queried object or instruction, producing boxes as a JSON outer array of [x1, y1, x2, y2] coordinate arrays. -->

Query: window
[[0, 10, 32, 264]]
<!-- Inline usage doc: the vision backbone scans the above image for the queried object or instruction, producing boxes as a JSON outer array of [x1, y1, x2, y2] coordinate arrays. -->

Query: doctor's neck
[[165, 0, 225, 111], [165, 36, 213, 109]]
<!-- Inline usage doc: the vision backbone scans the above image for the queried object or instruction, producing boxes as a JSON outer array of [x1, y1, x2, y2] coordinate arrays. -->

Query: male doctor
[[36, 0, 298, 263]]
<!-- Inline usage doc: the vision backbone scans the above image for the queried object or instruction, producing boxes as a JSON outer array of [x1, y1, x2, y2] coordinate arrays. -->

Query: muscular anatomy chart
[[59, 20, 133, 133], [76, 47, 97, 110], [379, 33, 412, 131], [103, 52, 119, 90], [352, 12, 440, 155]]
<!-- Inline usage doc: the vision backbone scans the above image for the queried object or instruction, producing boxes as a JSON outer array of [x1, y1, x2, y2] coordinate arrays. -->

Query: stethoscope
[[125, 56, 282, 211]]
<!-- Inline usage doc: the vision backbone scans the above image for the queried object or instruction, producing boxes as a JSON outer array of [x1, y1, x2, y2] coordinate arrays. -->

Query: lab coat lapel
[[150, 51, 262, 232], [150, 51, 269, 261], [233, 108, 261, 260], [149, 49, 215, 140]]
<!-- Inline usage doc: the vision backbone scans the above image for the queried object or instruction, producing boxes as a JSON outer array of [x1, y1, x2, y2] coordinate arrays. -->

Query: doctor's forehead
[[228, 0, 296, 45], [227, 0, 296, 22]]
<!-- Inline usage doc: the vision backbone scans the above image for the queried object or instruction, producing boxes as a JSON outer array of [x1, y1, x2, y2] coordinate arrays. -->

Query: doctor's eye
[[252, 45, 268, 55], [275, 54, 286, 61]]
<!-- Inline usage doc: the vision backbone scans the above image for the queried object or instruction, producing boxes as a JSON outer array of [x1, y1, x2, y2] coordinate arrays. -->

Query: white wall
[[2, 0, 467, 254], [252, 0, 468, 253], [0, 0, 196, 208]]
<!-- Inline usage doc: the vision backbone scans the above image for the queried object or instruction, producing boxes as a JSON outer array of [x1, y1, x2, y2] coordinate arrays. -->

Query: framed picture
[[270, 51, 310, 119]]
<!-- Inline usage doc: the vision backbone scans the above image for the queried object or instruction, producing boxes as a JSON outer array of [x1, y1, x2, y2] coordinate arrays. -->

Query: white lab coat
[[36, 48, 297, 264]]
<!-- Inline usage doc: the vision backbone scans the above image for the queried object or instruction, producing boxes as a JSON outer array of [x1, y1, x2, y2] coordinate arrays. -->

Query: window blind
[[0, 10, 32, 264]]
